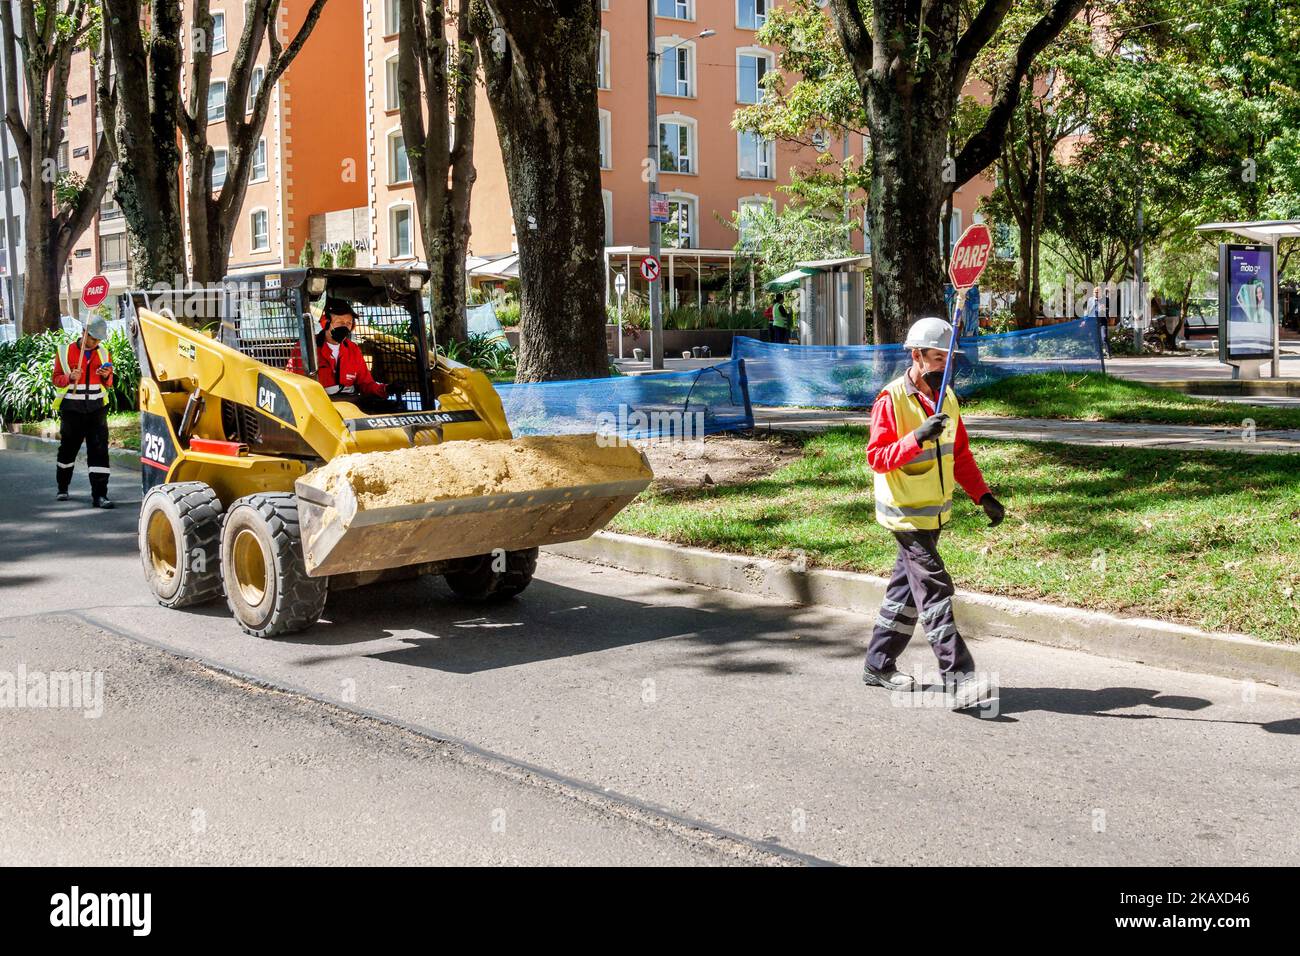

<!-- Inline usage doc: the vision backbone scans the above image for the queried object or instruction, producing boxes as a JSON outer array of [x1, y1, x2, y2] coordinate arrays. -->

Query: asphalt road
[[2, 449, 1298, 866]]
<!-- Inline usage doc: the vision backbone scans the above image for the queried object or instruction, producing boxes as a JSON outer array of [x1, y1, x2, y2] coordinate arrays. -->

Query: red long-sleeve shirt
[[866, 381, 990, 503], [52, 341, 114, 405]]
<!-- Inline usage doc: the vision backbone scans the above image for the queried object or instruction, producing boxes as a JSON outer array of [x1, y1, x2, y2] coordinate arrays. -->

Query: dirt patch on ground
[[635, 432, 804, 491]]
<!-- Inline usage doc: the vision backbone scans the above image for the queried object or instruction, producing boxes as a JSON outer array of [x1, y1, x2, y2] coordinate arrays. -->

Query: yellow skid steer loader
[[130, 268, 651, 637]]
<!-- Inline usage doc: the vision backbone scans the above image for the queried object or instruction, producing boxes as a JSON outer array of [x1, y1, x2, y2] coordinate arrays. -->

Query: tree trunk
[[401, 0, 476, 346], [470, 0, 606, 382], [22, 210, 62, 335], [104, 0, 188, 288], [867, 94, 951, 343]]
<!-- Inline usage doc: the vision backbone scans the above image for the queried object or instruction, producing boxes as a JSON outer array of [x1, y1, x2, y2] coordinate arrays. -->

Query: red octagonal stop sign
[[948, 223, 993, 290], [81, 274, 110, 308]]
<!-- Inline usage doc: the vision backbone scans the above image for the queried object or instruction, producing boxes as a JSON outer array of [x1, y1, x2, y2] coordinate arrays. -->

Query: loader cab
[[221, 267, 434, 411]]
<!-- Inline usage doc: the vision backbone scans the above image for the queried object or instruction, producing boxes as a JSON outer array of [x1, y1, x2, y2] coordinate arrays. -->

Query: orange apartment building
[[34, 1, 993, 323], [363, 0, 992, 307]]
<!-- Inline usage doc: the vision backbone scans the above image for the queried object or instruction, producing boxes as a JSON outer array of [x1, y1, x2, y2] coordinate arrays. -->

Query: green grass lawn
[[610, 427, 1300, 642], [19, 412, 141, 451], [963, 371, 1300, 430]]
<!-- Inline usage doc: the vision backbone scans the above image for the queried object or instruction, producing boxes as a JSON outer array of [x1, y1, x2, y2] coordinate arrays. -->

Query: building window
[[663, 196, 696, 249], [250, 209, 269, 251], [390, 205, 413, 258], [212, 148, 227, 189], [658, 117, 695, 174], [737, 130, 773, 179], [385, 54, 401, 111], [601, 189, 613, 246], [99, 233, 128, 270], [737, 0, 767, 30], [251, 138, 268, 182], [57, 142, 70, 171], [212, 11, 227, 53], [388, 130, 410, 184], [657, 41, 692, 97], [737, 197, 771, 248], [737, 51, 772, 104], [597, 31, 610, 90], [100, 193, 123, 221], [207, 80, 226, 122], [657, 0, 692, 20], [385, 0, 401, 36], [247, 66, 265, 113], [598, 110, 611, 169]]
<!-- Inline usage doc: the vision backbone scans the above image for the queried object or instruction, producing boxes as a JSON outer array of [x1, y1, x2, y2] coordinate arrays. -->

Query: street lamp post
[[646, 6, 713, 370]]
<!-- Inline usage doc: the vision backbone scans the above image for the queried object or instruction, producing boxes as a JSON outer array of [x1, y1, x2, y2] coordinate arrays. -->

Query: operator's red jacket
[[866, 376, 990, 503], [286, 339, 387, 399]]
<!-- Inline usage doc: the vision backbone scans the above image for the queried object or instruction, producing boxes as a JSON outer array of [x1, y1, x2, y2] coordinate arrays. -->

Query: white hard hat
[[84, 316, 109, 341], [903, 316, 961, 352]]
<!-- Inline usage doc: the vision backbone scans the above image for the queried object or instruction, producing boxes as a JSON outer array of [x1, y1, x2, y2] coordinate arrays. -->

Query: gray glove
[[913, 413, 950, 443]]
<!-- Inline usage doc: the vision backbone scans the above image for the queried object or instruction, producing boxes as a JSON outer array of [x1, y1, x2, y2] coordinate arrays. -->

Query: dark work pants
[[57, 405, 110, 497], [866, 529, 975, 676]]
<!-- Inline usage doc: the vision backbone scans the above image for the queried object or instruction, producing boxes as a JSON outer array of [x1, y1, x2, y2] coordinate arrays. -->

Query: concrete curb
[[1, 431, 141, 471], [547, 531, 1300, 691]]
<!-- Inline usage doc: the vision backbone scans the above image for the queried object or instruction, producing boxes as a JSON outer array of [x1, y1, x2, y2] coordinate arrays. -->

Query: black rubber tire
[[220, 493, 328, 638], [139, 481, 224, 608], [443, 547, 539, 602]]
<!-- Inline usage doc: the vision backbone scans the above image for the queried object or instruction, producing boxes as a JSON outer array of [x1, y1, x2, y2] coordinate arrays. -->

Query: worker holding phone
[[51, 316, 115, 508]]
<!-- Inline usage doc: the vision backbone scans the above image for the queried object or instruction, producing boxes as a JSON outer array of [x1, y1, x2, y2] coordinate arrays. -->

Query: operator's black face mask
[[923, 369, 945, 394], [330, 325, 351, 343]]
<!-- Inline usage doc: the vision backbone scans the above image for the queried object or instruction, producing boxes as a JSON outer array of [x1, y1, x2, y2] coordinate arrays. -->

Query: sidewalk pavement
[[750, 407, 1300, 454]]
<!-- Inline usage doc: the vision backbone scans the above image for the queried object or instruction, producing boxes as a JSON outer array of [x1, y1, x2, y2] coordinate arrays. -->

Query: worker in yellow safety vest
[[862, 317, 1004, 710], [51, 316, 115, 508]]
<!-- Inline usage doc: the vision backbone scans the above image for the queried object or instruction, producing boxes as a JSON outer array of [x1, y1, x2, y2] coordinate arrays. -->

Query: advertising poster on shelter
[[1219, 244, 1275, 359]]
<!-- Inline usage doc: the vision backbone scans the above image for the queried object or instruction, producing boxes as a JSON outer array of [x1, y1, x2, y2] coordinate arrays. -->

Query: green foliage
[[495, 300, 521, 327], [0, 329, 139, 422], [439, 332, 516, 379], [730, 202, 854, 284], [608, 303, 766, 331], [319, 249, 335, 269], [54, 171, 86, 209], [335, 242, 357, 268], [300, 240, 316, 268]]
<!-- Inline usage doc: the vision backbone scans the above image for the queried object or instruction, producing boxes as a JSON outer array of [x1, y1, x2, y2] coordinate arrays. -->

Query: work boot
[[56, 491, 70, 501], [950, 673, 995, 711], [92, 496, 115, 510], [863, 665, 916, 691]]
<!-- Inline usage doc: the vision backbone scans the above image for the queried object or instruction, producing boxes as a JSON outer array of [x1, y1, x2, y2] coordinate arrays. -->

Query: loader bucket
[[294, 434, 653, 577]]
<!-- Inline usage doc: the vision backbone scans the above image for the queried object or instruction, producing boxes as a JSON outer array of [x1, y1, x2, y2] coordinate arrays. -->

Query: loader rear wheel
[[443, 547, 538, 602], [140, 482, 224, 608], [220, 493, 328, 638]]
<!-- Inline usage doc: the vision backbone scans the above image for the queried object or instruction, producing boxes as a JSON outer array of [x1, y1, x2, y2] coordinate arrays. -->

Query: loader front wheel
[[443, 547, 538, 602], [221, 493, 328, 638], [140, 482, 224, 608]]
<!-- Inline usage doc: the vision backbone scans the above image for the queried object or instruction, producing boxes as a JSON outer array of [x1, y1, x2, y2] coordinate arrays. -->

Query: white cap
[[903, 316, 961, 352]]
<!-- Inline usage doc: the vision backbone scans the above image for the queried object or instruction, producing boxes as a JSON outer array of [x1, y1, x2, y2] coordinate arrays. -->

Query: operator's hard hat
[[903, 316, 961, 353], [84, 316, 109, 341]]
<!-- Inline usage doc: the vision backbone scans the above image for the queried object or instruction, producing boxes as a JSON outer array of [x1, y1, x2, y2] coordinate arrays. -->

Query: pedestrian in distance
[[51, 316, 115, 508], [862, 317, 1005, 710], [767, 292, 793, 344]]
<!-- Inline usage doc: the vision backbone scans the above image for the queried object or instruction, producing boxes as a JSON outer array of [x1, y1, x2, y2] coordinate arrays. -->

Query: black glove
[[913, 413, 950, 443], [385, 382, 404, 397], [980, 493, 1005, 527]]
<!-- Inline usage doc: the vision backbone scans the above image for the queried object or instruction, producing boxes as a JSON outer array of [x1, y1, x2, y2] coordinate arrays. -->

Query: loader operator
[[288, 298, 406, 413], [51, 316, 115, 509], [862, 316, 1005, 711]]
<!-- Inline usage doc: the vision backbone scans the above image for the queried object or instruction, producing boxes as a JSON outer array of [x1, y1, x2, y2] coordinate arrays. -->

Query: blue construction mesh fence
[[733, 316, 1105, 407], [495, 359, 754, 440]]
